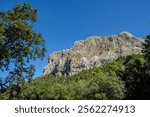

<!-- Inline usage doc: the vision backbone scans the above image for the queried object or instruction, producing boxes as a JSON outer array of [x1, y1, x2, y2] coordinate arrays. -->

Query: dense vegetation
[[0, 3, 150, 100], [0, 54, 147, 100]]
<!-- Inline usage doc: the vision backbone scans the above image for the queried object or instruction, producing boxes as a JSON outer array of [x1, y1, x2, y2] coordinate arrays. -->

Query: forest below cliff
[[0, 52, 150, 100]]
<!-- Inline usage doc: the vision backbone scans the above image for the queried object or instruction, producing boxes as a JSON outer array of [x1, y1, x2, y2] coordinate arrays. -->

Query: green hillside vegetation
[[0, 54, 146, 100]]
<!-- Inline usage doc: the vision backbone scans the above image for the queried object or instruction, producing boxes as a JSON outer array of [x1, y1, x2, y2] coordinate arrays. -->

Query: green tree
[[121, 55, 145, 99], [121, 41, 150, 99], [0, 3, 46, 91]]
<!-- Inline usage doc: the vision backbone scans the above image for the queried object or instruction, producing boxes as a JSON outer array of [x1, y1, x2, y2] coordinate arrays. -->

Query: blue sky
[[0, 0, 150, 78]]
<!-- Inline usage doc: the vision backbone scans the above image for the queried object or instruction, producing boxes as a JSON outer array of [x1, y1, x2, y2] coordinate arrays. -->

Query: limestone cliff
[[43, 32, 144, 76]]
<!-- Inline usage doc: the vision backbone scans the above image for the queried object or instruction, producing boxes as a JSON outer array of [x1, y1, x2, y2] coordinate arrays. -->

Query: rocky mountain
[[43, 32, 144, 76]]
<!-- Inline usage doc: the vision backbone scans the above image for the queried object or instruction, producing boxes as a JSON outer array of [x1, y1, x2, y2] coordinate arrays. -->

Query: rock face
[[43, 32, 144, 76]]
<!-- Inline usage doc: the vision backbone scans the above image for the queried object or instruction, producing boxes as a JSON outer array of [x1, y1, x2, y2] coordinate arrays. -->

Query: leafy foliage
[[2, 71, 125, 100], [0, 3, 46, 90], [0, 57, 127, 100], [121, 36, 150, 99]]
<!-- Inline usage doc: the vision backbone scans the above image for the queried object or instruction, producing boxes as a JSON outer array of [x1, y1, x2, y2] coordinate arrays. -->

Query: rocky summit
[[43, 32, 144, 76]]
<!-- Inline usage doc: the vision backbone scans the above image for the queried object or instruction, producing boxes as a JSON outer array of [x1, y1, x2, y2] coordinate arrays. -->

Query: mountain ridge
[[43, 32, 144, 76]]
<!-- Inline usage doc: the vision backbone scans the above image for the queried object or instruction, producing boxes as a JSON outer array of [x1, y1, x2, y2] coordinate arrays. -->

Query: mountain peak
[[118, 31, 134, 37]]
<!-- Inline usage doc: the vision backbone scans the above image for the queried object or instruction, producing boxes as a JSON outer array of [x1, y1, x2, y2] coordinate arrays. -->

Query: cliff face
[[43, 32, 144, 76]]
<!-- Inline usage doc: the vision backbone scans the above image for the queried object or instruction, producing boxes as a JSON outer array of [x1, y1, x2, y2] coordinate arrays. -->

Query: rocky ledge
[[43, 32, 144, 76]]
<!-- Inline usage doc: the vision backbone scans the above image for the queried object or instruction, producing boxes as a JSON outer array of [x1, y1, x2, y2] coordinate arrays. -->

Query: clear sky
[[0, 0, 150, 78]]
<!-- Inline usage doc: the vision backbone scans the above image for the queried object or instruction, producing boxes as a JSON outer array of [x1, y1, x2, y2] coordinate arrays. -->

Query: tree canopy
[[121, 36, 150, 99], [0, 3, 46, 90]]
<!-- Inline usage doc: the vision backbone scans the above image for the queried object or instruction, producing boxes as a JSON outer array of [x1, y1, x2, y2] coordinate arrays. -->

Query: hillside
[[0, 54, 145, 100]]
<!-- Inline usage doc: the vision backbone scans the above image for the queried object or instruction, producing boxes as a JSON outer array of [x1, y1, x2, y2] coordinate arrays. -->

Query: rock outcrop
[[43, 32, 144, 76]]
